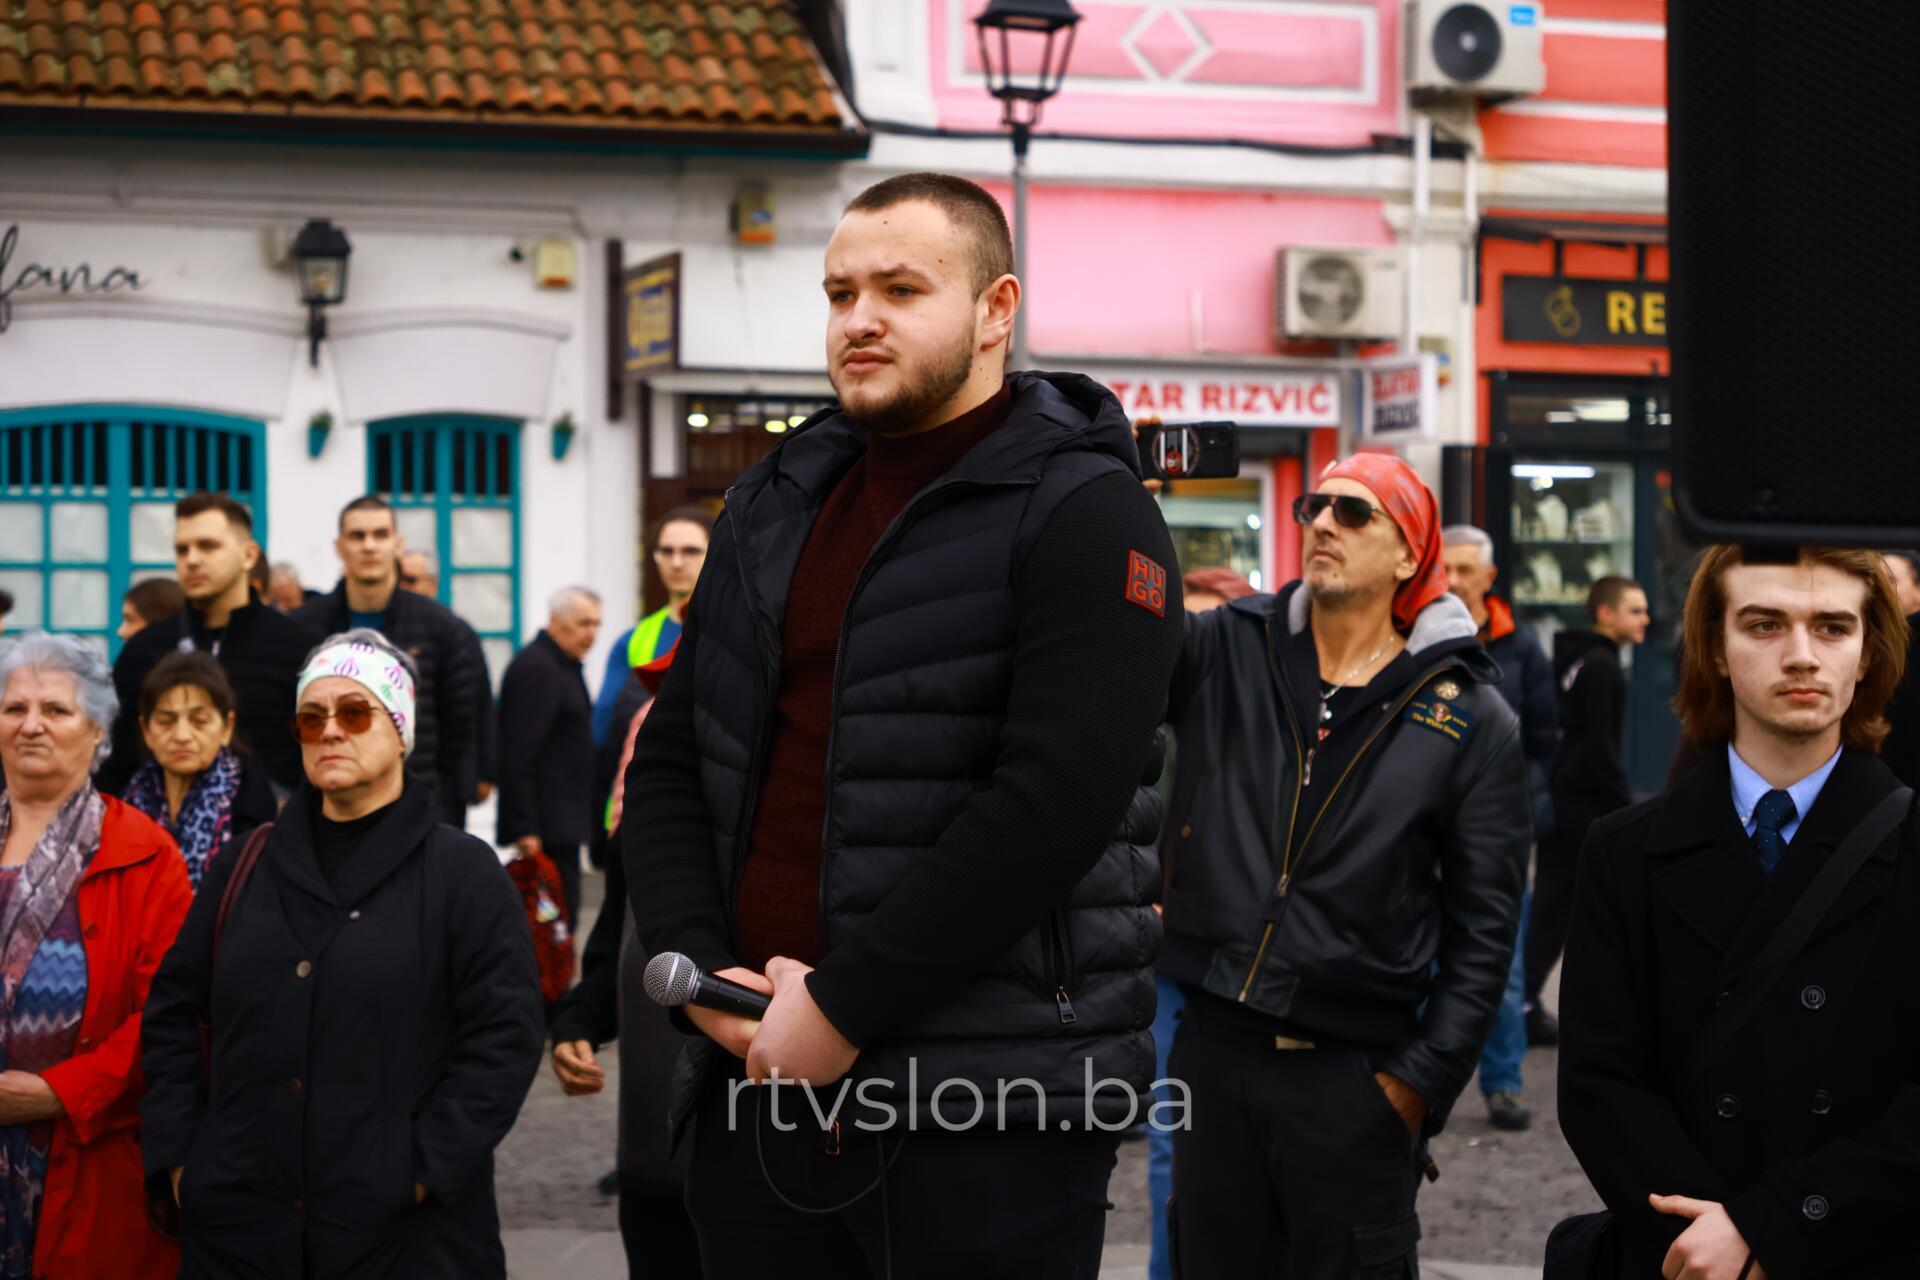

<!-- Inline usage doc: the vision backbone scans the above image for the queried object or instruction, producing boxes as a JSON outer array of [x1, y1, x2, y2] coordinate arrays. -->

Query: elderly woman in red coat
[[0, 633, 191, 1279]]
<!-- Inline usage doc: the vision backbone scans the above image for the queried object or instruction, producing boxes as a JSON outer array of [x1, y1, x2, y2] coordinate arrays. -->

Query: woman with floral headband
[[139, 628, 544, 1278]]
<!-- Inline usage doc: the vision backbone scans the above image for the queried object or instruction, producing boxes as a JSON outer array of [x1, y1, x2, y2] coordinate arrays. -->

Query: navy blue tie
[[1751, 789, 1797, 873]]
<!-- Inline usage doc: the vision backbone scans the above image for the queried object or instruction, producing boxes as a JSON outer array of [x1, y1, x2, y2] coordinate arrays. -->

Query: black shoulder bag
[[1545, 786, 1914, 1279]]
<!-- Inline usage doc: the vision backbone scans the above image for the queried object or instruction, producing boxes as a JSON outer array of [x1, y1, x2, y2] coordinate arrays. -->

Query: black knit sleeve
[[806, 471, 1182, 1047]]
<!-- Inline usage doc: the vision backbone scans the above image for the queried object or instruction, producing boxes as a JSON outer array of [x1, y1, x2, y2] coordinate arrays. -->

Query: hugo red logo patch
[[1126, 550, 1167, 617]]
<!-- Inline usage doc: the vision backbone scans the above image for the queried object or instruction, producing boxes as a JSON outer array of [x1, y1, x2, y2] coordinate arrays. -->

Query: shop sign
[[1360, 354, 1438, 444], [0, 224, 147, 334], [1503, 276, 1668, 347], [620, 252, 680, 375], [1097, 369, 1341, 427]]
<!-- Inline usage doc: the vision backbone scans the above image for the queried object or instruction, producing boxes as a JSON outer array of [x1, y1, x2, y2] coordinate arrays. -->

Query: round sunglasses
[[1292, 492, 1385, 530], [291, 699, 382, 744]]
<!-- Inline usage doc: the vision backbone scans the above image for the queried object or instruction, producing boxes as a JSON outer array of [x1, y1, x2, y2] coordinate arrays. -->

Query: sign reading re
[[1502, 276, 1669, 348]]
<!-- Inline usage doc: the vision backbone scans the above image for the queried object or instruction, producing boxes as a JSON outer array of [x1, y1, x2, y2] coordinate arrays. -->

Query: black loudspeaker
[[1668, 1, 1920, 546]]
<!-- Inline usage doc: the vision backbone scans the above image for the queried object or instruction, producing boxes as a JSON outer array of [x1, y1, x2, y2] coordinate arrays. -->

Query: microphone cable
[[753, 1084, 910, 1279]]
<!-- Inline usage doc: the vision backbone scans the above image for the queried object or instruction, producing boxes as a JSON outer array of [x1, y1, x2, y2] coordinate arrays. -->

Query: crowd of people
[[0, 168, 1917, 1279]]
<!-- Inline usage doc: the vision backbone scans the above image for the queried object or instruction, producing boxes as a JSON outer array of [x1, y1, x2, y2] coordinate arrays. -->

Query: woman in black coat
[[141, 629, 544, 1279]]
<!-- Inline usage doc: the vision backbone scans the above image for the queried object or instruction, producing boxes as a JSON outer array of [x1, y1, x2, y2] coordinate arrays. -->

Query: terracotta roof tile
[[102, 55, 137, 92], [460, 67, 493, 105], [282, 59, 315, 97], [426, 67, 459, 105], [0, 0, 849, 135]]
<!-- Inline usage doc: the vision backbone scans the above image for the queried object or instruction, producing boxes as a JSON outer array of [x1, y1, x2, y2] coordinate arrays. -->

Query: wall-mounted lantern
[[292, 218, 351, 369]]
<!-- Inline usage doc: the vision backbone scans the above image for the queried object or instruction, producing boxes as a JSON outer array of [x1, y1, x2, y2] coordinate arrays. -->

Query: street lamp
[[973, 0, 1080, 371], [292, 218, 351, 369]]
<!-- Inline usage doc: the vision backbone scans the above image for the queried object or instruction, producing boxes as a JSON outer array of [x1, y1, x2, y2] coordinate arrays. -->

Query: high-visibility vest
[[626, 605, 677, 669], [608, 605, 679, 833]]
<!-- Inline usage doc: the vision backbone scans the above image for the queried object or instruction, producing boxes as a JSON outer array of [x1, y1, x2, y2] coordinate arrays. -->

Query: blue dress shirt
[[1728, 743, 1842, 846]]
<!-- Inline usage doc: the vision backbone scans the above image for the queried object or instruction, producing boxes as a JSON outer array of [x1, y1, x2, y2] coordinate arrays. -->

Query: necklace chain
[[1318, 634, 1399, 696], [1317, 633, 1401, 733]]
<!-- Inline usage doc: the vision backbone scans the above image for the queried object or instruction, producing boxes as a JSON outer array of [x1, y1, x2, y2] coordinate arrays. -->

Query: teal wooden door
[[367, 415, 522, 686], [0, 406, 267, 658]]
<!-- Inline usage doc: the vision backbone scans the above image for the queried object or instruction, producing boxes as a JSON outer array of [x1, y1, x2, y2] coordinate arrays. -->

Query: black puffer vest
[[684, 372, 1162, 1128]]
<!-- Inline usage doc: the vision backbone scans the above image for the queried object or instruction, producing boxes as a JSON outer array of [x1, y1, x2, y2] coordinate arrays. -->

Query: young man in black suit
[[1558, 545, 1916, 1279]]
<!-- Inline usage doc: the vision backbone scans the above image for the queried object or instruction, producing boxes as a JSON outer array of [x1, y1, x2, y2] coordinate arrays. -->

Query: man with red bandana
[[1159, 454, 1530, 1278]]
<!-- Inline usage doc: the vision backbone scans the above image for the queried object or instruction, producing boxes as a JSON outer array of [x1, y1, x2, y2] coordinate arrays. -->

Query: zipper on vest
[[726, 497, 781, 916], [1042, 909, 1077, 1025], [814, 476, 1030, 945]]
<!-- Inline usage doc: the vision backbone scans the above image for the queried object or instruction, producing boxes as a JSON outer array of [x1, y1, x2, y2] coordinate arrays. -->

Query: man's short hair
[[338, 494, 396, 532], [0, 586, 12, 617], [175, 491, 253, 535], [1883, 549, 1920, 582], [845, 172, 1015, 296], [649, 504, 714, 551], [549, 585, 602, 618], [1674, 545, 1909, 750], [1587, 576, 1643, 622], [1442, 524, 1496, 567]]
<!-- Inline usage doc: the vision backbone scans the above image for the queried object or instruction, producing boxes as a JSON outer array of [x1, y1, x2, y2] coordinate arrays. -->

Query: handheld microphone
[[643, 952, 772, 1019]]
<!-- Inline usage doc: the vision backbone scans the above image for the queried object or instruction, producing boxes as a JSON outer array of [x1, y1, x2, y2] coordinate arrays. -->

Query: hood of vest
[[724, 370, 1140, 540]]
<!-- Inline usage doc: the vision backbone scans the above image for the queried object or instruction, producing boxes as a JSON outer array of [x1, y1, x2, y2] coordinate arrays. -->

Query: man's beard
[[189, 569, 244, 607], [831, 330, 976, 435]]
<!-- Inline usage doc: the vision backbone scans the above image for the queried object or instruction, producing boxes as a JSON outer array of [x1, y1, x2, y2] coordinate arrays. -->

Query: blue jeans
[[1148, 974, 1184, 1280], [1479, 887, 1531, 1097]]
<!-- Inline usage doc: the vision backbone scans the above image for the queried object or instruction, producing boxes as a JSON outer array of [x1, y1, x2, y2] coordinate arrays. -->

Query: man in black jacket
[[497, 586, 601, 926], [1526, 574, 1649, 1044], [1160, 455, 1528, 1279], [293, 496, 488, 826], [1444, 522, 1559, 1131], [1558, 545, 1917, 1279], [101, 491, 319, 795], [622, 173, 1181, 1277]]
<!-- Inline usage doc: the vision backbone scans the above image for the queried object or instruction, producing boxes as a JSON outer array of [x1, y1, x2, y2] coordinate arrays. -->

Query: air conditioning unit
[[1406, 1, 1546, 103], [1277, 246, 1406, 340]]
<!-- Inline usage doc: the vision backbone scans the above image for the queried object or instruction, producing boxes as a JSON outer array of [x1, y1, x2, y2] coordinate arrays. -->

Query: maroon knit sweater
[[733, 384, 1014, 971]]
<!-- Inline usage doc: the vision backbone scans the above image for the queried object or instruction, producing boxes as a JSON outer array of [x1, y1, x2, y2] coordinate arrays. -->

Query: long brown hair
[[1674, 545, 1910, 750]]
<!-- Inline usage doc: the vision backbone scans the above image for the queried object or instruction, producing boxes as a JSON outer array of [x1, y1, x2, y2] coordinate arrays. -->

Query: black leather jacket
[[1161, 583, 1530, 1130]]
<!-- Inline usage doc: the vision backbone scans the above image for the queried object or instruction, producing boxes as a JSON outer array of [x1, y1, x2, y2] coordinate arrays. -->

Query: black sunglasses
[[1293, 492, 1384, 530]]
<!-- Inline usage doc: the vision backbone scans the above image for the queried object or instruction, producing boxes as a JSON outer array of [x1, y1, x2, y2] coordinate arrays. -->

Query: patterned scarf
[[0, 786, 97, 1276], [123, 749, 242, 889]]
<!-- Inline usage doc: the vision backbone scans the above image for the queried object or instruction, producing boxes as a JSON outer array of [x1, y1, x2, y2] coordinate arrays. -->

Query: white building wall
[[0, 138, 848, 693]]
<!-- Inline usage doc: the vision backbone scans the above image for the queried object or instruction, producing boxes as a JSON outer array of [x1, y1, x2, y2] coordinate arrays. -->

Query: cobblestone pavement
[[498, 871, 1595, 1275]]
